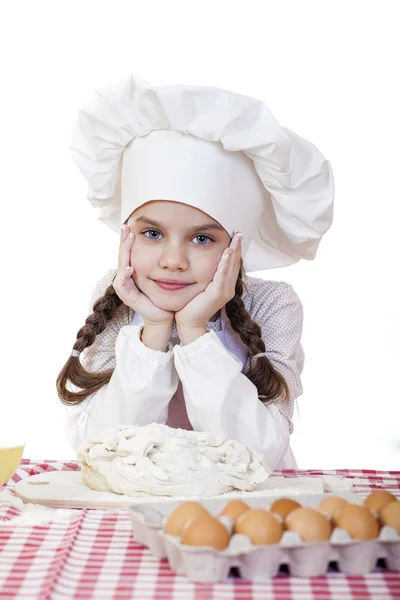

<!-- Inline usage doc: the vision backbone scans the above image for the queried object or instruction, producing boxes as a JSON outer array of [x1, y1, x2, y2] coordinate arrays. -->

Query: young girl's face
[[126, 200, 232, 313]]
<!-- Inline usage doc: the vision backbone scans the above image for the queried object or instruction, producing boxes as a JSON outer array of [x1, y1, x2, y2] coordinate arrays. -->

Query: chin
[[151, 297, 187, 312]]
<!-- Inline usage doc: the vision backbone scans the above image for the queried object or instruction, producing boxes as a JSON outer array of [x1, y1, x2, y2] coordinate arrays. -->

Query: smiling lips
[[153, 279, 192, 291]]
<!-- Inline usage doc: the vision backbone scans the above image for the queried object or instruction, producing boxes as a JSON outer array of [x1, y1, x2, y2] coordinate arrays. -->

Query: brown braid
[[56, 283, 124, 406], [225, 260, 289, 406], [56, 260, 289, 407]]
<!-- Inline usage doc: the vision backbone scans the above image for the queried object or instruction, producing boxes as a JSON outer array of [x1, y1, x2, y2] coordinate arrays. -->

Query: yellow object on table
[[0, 445, 25, 485]]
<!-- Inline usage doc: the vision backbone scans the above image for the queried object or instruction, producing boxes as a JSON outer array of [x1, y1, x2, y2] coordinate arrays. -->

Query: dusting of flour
[[319, 475, 354, 492]]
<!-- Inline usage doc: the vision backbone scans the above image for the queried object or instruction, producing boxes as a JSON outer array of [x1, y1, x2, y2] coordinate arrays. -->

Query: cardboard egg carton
[[127, 492, 400, 582]]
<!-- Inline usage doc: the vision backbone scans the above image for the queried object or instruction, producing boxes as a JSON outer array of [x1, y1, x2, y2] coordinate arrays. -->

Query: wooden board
[[14, 471, 327, 509]]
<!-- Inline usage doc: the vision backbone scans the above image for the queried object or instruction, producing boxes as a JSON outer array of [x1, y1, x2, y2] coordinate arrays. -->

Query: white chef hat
[[70, 73, 334, 272]]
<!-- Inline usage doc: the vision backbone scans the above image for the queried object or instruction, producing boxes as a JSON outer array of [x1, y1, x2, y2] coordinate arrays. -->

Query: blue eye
[[193, 235, 212, 245], [142, 230, 213, 245], [143, 229, 161, 240]]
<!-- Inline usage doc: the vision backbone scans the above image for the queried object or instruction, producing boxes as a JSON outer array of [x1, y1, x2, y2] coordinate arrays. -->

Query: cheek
[[129, 251, 147, 286], [199, 254, 220, 283], [130, 246, 148, 270]]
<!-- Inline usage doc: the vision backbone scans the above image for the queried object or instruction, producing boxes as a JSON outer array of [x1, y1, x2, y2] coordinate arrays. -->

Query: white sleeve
[[172, 330, 290, 471], [65, 323, 179, 452]]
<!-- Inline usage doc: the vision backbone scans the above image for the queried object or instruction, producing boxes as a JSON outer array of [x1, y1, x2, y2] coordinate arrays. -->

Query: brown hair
[[56, 260, 289, 406]]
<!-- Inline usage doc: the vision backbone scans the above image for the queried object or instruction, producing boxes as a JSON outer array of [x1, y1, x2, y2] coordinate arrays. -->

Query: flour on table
[[77, 424, 270, 497], [320, 475, 353, 492], [0, 490, 75, 525]]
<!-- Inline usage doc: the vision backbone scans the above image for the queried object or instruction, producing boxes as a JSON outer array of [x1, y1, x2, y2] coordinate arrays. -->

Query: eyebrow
[[134, 216, 225, 233]]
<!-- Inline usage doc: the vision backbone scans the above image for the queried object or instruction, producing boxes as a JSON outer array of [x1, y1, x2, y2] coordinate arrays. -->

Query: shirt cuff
[[119, 323, 174, 364], [172, 328, 242, 367]]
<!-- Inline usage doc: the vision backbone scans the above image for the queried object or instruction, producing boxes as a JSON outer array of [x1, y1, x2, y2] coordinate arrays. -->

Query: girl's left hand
[[175, 232, 243, 330]]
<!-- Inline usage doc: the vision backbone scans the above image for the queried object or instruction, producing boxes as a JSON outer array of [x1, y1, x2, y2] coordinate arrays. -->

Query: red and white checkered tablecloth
[[0, 460, 399, 599]]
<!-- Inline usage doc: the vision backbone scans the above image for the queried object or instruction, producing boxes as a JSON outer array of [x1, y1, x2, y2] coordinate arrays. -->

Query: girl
[[57, 73, 334, 470]]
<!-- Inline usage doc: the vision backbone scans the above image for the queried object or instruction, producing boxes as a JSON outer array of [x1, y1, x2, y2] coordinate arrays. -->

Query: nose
[[158, 241, 189, 271]]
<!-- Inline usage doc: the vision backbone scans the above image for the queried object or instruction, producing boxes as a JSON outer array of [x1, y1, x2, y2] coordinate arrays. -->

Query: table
[[0, 460, 399, 599]]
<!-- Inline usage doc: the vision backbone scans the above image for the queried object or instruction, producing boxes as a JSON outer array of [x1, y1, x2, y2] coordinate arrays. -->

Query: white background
[[1, 1, 399, 469]]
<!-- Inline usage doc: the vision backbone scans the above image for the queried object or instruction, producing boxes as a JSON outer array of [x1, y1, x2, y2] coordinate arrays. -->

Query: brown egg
[[219, 500, 250, 522], [363, 490, 397, 515], [317, 496, 348, 518], [234, 508, 282, 545], [285, 507, 332, 542], [181, 514, 231, 550], [380, 500, 400, 533], [270, 498, 301, 520], [164, 501, 208, 536], [334, 504, 380, 540]]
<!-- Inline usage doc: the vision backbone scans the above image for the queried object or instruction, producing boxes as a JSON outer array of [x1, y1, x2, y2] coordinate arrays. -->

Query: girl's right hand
[[113, 225, 175, 327]]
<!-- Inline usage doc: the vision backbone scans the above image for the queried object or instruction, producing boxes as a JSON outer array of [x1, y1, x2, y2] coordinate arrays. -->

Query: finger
[[215, 247, 232, 281], [120, 233, 135, 287], [233, 234, 242, 270], [225, 233, 241, 264], [221, 234, 241, 290], [231, 231, 242, 250], [230, 232, 242, 261], [118, 225, 130, 271], [212, 231, 241, 287], [122, 231, 134, 270]]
